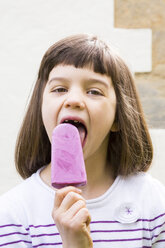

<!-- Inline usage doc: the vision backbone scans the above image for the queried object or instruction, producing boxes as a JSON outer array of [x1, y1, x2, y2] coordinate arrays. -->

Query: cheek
[[42, 102, 49, 125], [41, 105, 51, 140], [105, 93, 117, 124], [93, 101, 116, 124], [41, 94, 56, 141], [92, 102, 116, 140]]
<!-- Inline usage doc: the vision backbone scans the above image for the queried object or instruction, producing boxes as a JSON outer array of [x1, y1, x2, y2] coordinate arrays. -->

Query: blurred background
[[0, 0, 164, 195]]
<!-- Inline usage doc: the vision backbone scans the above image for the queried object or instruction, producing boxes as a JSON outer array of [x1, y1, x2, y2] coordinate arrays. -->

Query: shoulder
[[0, 173, 36, 204], [0, 169, 57, 246], [122, 172, 165, 200], [0, 172, 44, 246], [0, 167, 54, 224], [120, 172, 165, 216], [0, 171, 40, 225], [128, 172, 165, 198], [0, 167, 47, 203], [121, 171, 165, 191]]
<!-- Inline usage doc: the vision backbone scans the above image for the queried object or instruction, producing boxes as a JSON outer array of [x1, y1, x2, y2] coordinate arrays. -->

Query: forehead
[[48, 64, 113, 87]]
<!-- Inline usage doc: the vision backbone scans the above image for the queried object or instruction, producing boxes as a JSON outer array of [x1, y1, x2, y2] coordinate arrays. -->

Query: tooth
[[74, 120, 79, 123], [65, 120, 69, 122]]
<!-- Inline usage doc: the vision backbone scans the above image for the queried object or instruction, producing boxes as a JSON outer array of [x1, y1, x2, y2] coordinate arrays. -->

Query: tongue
[[77, 126, 86, 145]]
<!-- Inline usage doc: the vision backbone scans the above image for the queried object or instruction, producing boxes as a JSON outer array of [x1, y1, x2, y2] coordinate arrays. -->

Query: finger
[[64, 199, 86, 220], [60, 191, 85, 212], [72, 207, 92, 230], [54, 186, 82, 210]]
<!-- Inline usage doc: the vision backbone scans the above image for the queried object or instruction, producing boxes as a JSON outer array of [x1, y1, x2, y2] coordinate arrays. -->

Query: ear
[[111, 122, 119, 132]]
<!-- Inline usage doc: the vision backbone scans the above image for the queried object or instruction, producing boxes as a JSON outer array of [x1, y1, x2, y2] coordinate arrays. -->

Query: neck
[[40, 139, 115, 200], [80, 142, 114, 199]]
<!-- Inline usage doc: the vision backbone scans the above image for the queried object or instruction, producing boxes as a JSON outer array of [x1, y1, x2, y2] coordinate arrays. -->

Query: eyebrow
[[85, 78, 109, 88], [48, 77, 70, 84], [48, 77, 109, 88]]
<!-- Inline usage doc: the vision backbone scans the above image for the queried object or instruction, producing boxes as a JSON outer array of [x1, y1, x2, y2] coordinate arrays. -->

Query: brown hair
[[15, 33, 153, 178]]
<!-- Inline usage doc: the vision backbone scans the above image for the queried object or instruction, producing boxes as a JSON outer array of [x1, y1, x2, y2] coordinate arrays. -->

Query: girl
[[0, 34, 165, 248]]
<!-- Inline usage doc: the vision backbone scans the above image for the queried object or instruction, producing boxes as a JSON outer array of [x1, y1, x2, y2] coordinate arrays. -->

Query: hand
[[52, 186, 93, 248]]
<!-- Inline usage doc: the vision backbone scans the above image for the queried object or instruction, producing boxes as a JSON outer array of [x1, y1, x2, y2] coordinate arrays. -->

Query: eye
[[52, 87, 68, 93], [87, 89, 103, 96]]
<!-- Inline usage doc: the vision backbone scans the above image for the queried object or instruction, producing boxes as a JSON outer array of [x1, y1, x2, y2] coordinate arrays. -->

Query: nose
[[64, 89, 85, 110]]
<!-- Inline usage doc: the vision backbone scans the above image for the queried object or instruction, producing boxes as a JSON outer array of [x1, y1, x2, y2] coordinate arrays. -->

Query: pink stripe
[[91, 212, 165, 224], [0, 240, 31, 247], [0, 224, 22, 228], [0, 232, 28, 238], [28, 224, 55, 228], [93, 236, 151, 242], [137, 213, 165, 222], [33, 242, 62, 247], [31, 233, 59, 238], [91, 221, 165, 234], [155, 239, 165, 243]]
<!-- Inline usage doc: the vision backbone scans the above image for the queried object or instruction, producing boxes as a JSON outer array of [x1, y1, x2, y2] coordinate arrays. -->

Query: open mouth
[[62, 119, 87, 147]]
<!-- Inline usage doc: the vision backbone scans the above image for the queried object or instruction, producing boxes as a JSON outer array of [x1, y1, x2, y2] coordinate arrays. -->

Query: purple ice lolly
[[51, 123, 87, 189]]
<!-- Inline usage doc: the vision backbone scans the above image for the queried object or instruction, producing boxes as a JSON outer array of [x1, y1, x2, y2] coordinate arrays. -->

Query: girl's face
[[42, 65, 116, 160]]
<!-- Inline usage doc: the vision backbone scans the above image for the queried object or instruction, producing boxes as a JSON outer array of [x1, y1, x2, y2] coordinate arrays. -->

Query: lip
[[60, 116, 87, 130]]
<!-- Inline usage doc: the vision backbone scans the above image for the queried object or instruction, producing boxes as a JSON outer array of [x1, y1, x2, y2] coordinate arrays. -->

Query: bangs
[[54, 42, 109, 74], [40, 34, 114, 81]]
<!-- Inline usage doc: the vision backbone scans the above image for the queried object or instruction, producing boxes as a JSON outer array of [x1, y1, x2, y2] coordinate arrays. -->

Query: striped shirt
[[0, 167, 165, 247]]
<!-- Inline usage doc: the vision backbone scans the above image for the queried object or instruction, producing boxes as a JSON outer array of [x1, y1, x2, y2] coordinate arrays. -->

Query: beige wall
[[115, 0, 165, 129], [115, 0, 165, 74]]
